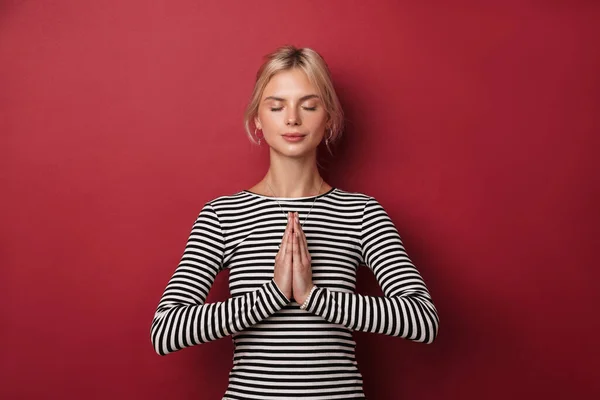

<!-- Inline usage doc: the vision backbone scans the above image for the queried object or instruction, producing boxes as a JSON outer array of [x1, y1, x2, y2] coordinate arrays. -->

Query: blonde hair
[[243, 45, 344, 155]]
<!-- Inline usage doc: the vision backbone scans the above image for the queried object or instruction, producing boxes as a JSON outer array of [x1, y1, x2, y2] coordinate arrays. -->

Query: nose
[[286, 108, 301, 126]]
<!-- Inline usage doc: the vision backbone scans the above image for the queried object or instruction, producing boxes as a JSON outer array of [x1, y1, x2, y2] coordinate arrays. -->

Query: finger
[[295, 212, 306, 235], [289, 213, 295, 234], [294, 212, 306, 242], [293, 213, 308, 266], [292, 227, 300, 263], [285, 217, 294, 257], [279, 226, 289, 257], [279, 213, 292, 256], [296, 216, 311, 266]]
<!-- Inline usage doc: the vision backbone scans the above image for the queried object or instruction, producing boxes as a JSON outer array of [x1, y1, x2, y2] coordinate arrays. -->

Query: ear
[[254, 116, 261, 130]]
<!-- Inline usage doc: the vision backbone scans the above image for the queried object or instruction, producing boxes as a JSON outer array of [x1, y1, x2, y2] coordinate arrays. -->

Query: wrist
[[299, 285, 318, 310], [272, 278, 291, 302]]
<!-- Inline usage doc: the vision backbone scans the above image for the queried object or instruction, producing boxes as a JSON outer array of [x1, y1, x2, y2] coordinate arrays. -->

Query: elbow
[[150, 335, 169, 356], [410, 305, 439, 344], [150, 336, 173, 356], [425, 323, 439, 344], [150, 316, 171, 356], [423, 313, 440, 344], [411, 323, 438, 344], [421, 298, 439, 344], [150, 310, 191, 356], [150, 333, 169, 356]]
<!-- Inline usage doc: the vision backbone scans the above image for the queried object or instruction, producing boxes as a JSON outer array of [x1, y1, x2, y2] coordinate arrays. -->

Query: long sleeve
[[304, 197, 439, 344], [150, 202, 290, 355]]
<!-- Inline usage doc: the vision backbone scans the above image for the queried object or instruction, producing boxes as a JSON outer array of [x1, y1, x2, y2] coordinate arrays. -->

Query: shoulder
[[332, 189, 394, 223], [202, 190, 256, 210], [330, 187, 377, 206]]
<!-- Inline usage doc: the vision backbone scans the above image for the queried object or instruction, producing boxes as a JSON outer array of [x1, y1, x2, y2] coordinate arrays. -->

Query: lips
[[282, 133, 306, 137], [282, 133, 307, 142]]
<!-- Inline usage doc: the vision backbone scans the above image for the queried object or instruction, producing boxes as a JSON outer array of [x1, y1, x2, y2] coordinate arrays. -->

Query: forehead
[[262, 69, 317, 98]]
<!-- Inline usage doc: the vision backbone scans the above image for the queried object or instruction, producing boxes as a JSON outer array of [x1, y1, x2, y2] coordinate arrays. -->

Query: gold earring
[[255, 128, 262, 145]]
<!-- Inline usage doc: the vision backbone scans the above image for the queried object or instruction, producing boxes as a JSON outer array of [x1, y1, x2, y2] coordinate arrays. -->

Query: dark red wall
[[2, 1, 598, 399]]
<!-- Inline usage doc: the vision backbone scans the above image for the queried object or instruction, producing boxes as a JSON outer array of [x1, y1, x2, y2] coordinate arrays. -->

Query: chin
[[273, 144, 317, 158]]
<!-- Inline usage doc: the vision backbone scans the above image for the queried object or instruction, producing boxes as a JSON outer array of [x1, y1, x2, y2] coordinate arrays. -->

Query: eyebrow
[[263, 94, 320, 102]]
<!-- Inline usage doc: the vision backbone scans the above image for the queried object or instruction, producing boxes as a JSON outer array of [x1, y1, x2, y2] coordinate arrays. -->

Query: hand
[[273, 212, 294, 301], [291, 211, 314, 305]]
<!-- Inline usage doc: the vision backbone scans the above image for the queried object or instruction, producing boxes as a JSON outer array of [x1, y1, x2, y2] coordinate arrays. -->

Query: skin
[[249, 68, 331, 304], [275, 211, 313, 304]]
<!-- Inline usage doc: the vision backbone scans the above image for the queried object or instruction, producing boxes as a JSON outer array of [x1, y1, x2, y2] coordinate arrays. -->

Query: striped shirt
[[151, 187, 439, 399]]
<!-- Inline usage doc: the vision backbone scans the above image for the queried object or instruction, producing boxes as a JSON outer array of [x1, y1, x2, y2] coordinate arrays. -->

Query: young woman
[[151, 45, 439, 399]]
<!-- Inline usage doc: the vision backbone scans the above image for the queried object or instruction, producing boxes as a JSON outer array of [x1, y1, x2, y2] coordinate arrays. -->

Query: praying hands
[[273, 211, 315, 304]]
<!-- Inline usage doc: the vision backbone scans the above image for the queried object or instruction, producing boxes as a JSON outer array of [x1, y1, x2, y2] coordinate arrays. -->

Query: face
[[254, 68, 329, 157]]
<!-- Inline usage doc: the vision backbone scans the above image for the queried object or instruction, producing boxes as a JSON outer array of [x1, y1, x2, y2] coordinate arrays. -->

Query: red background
[[1, 1, 599, 399]]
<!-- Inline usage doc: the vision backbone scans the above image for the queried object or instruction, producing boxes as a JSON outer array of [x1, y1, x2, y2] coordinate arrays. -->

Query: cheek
[[259, 109, 278, 126], [310, 112, 328, 128]]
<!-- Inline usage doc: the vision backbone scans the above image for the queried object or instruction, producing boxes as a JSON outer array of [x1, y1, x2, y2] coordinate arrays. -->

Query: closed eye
[[269, 106, 318, 112]]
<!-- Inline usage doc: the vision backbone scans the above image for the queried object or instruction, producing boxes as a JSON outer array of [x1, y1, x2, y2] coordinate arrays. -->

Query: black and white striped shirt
[[151, 187, 439, 399]]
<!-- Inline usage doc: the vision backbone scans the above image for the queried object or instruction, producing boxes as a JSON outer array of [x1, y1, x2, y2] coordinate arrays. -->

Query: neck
[[264, 149, 324, 198]]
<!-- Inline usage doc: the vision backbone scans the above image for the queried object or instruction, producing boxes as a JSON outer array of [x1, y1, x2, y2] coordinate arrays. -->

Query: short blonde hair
[[243, 45, 344, 154]]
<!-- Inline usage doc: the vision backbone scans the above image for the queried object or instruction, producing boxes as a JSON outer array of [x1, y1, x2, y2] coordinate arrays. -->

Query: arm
[[150, 202, 290, 355], [303, 197, 439, 344]]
